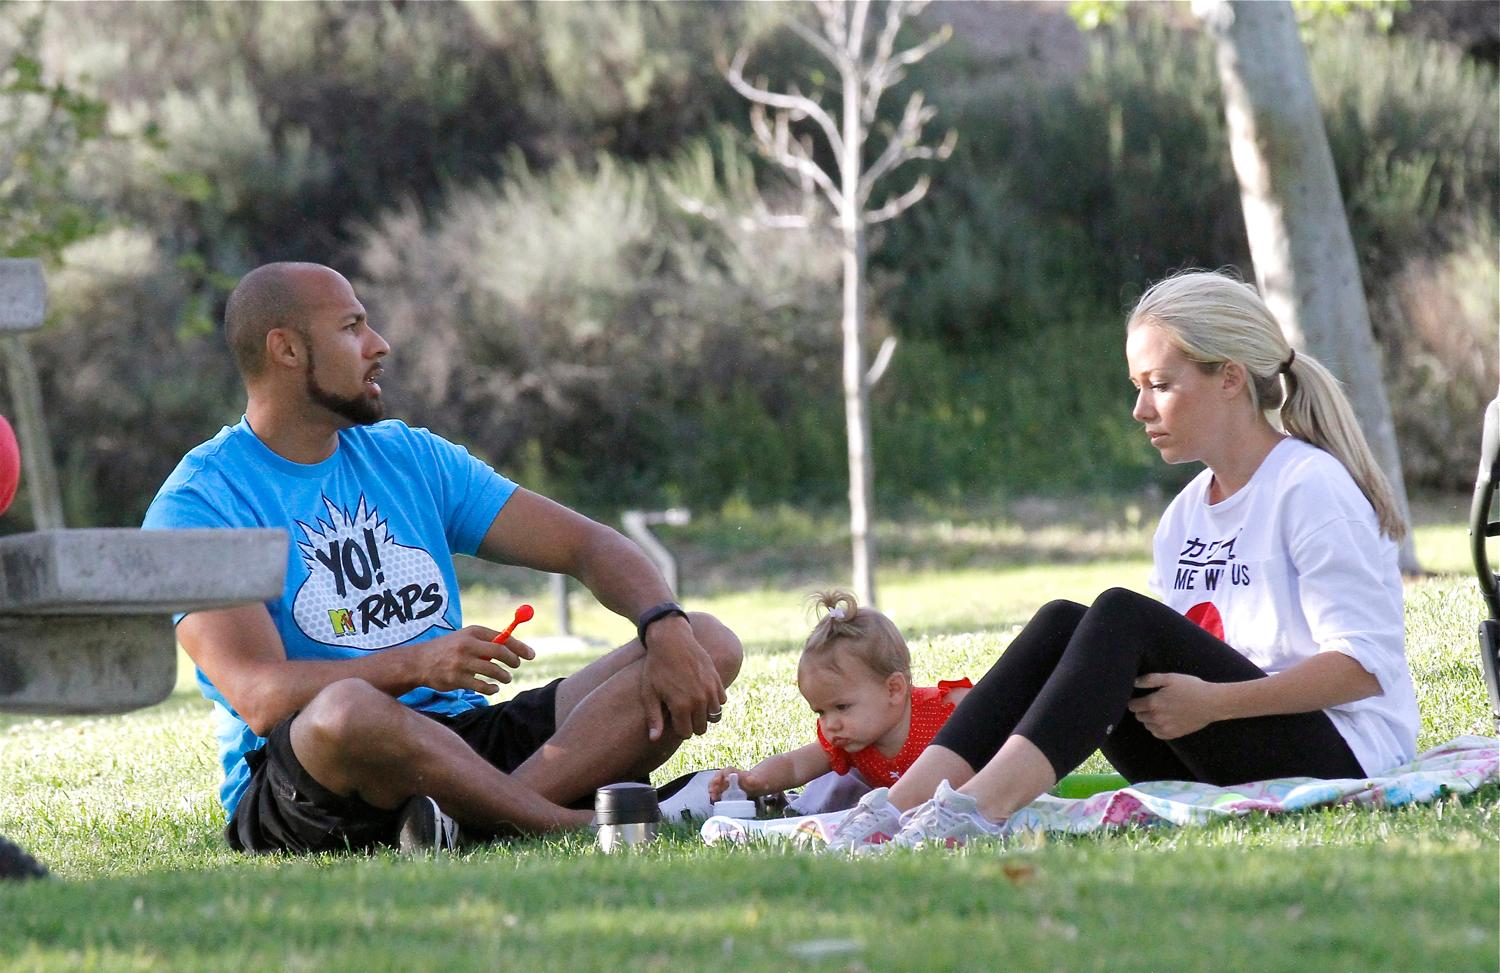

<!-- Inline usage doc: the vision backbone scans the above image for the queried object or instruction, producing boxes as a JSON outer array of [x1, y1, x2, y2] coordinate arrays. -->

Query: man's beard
[[305, 348, 385, 426]]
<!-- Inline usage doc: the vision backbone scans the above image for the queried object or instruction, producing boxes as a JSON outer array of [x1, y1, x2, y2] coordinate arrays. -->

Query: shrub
[[1311, 22, 1499, 277], [1311, 23, 1499, 483], [353, 144, 843, 512], [1378, 218, 1500, 487], [24, 228, 242, 528], [873, 327, 1168, 503]]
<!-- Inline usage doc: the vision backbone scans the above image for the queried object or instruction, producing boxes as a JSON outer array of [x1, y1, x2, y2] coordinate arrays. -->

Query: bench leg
[[0, 615, 175, 714]]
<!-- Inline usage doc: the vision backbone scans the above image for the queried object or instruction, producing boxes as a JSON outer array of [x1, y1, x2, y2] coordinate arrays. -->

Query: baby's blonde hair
[[799, 589, 910, 680]]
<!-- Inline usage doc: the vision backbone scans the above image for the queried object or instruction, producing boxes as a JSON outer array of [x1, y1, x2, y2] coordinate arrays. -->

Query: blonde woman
[[830, 270, 1419, 851]]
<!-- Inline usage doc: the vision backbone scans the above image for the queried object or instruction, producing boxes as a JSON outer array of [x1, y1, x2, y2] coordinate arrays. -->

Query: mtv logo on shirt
[[291, 496, 453, 649]]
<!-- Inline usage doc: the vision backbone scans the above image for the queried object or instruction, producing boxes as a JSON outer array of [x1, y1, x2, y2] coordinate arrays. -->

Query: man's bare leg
[[510, 612, 743, 805], [290, 679, 593, 832], [287, 612, 741, 831]]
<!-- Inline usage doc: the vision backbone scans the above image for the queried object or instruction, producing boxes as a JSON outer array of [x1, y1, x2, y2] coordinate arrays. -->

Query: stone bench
[[0, 528, 287, 713], [0, 527, 285, 878]]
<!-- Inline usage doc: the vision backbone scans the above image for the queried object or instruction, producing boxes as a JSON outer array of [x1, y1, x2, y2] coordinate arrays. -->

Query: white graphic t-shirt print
[[1167, 530, 1245, 642], [291, 496, 454, 649]]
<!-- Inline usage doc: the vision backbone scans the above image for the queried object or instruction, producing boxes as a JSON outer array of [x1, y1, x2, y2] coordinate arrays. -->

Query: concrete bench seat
[[0, 528, 286, 714]]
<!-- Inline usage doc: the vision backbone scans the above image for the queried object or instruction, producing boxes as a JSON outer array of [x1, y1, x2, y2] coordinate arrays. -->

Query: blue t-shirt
[[142, 417, 516, 813]]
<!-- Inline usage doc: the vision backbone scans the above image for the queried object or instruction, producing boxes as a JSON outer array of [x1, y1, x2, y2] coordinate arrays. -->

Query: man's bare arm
[[177, 604, 529, 736], [478, 488, 726, 739], [476, 489, 674, 614]]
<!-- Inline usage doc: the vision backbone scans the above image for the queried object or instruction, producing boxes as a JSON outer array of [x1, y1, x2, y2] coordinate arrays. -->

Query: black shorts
[[225, 678, 564, 855]]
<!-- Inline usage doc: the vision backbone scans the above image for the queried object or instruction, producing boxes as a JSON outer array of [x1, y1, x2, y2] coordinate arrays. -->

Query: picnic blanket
[[700, 735, 1499, 847]]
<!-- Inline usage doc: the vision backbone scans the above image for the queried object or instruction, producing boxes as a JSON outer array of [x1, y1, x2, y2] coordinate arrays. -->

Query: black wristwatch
[[636, 601, 689, 650]]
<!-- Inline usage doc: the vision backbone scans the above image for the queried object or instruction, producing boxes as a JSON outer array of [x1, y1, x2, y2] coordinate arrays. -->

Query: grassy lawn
[[2, 503, 1496, 972]]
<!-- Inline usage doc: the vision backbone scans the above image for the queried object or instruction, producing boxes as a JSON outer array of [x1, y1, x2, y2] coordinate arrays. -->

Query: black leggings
[[931, 588, 1365, 786]]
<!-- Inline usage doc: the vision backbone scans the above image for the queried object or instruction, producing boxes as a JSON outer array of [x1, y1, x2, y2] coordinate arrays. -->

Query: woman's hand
[[1128, 672, 1226, 740]]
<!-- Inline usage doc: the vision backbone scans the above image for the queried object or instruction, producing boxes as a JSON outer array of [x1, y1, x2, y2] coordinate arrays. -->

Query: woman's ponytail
[[1280, 353, 1407, 540]]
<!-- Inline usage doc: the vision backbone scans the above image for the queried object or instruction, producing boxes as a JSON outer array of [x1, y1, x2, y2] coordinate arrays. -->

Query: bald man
[[144, 263, 741, 855]]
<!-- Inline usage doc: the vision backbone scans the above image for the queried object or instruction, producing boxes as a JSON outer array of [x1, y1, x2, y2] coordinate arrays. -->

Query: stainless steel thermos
[[595, 782, 661, 852]]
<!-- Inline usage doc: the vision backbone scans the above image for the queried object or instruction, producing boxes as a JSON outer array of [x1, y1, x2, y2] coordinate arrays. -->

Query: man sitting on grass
[[144, 262, 741, 855]]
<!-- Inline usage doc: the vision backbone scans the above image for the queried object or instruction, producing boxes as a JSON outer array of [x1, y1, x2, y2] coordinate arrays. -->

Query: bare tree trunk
[[1202, 0, 1419, 572], [842, 224, 876, 606], [841, 13, 877, 607]]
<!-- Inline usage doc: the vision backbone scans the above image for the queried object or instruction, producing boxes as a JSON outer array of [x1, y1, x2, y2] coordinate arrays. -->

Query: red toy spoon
[[492, 603, 535, 645]]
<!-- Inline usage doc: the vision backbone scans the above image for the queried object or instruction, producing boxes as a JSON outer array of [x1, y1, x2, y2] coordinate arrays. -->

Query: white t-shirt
[[1148, 437, 1418, 776]]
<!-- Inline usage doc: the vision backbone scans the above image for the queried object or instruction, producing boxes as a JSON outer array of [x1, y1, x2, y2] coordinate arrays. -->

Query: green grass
[[2, 505, 1496, 972]]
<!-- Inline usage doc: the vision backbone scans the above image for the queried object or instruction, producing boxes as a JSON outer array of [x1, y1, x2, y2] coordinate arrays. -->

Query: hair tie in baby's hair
[[828, 607, 847, 620]]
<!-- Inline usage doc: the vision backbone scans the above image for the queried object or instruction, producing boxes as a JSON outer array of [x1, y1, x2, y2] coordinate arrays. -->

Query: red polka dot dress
[[816, 679, 973, 786]]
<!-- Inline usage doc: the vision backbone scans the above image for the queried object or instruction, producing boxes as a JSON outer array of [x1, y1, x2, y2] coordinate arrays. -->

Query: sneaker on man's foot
[[397, 796, 461, 855], [824, 786, 903, 852], [890, 779, 1005, 850], [655, 770, 717, 822], [0, 835, 49, 881]]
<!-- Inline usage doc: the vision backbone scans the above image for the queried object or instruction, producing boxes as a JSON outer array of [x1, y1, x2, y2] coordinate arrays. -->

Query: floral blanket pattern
[[700, 735, 1498, 847]]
